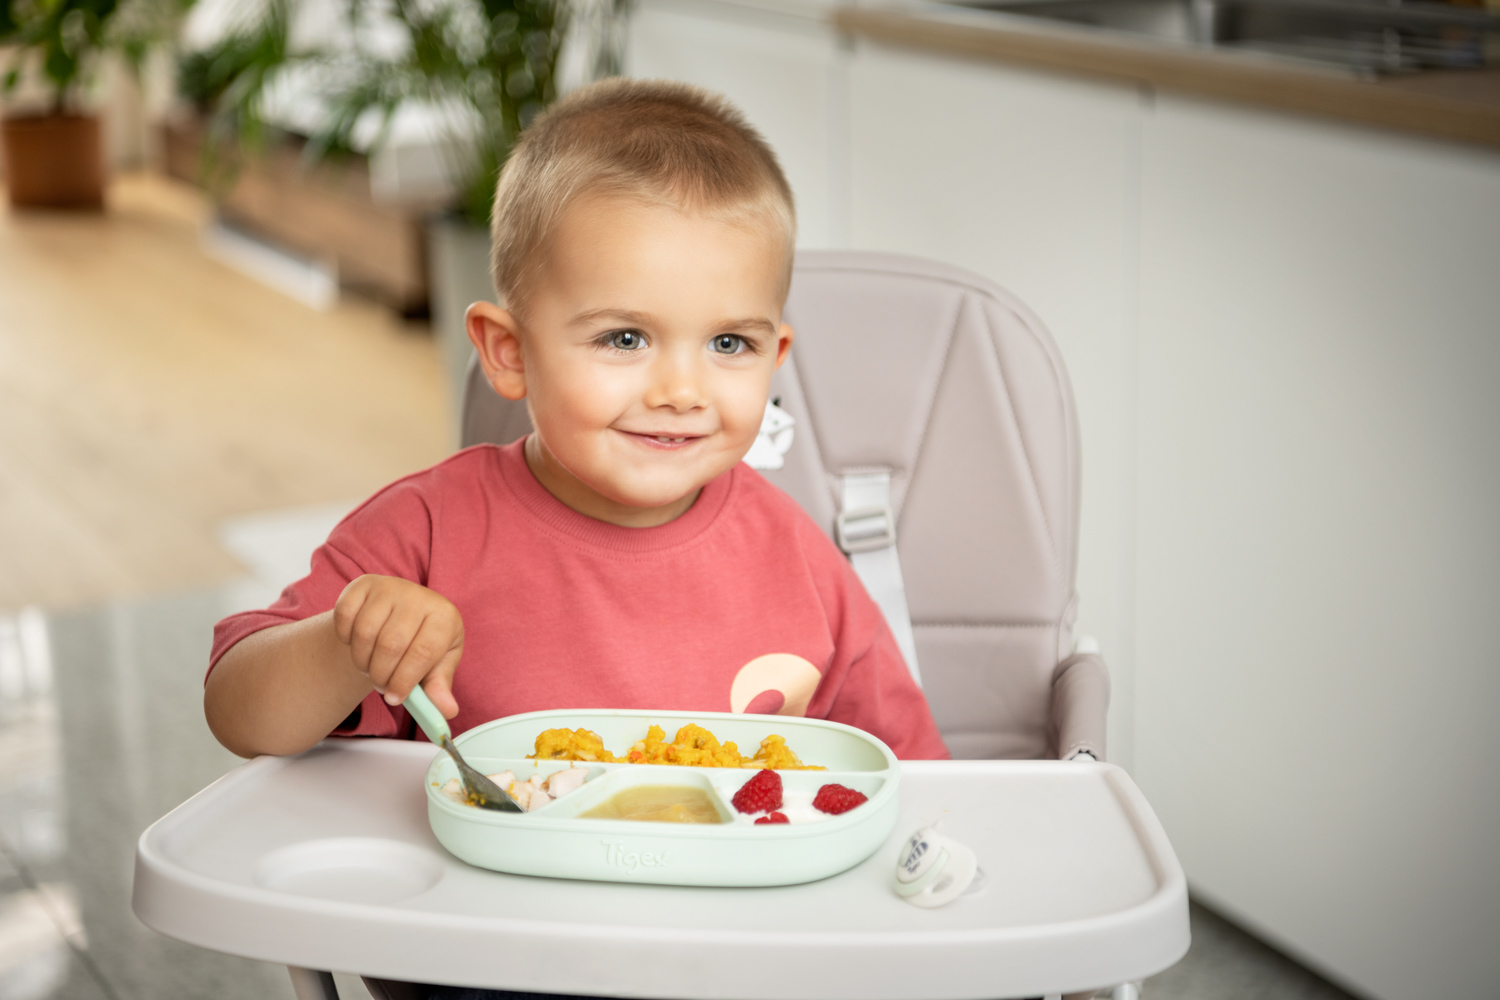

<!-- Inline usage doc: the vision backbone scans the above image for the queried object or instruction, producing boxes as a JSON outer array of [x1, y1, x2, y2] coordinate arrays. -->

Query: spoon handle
[[404, 685, 522, 812], [402, 684, 450, 745]]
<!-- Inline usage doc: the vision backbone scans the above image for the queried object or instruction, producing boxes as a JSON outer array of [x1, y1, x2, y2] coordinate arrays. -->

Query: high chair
[[132, 251, 1185, 1000]]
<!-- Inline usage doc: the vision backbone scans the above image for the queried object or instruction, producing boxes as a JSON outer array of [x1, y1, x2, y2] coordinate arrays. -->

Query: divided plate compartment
[[423, 709, 899, 887]]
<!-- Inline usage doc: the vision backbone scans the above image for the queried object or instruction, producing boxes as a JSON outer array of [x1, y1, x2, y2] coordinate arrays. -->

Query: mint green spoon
[[403, 685, 522, 812]]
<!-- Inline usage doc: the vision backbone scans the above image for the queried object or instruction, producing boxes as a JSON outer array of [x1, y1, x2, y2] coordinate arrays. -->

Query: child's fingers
[[346, 591, 402, 679], [379, 612, 447, 705], [332, 577, 374, 646], [345, 607, 389, 678], [422, 646, 464, 719], [365, 602, 429, 696]]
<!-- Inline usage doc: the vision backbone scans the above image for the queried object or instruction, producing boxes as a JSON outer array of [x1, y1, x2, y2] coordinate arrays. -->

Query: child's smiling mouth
[[618, 429, 709, 451]]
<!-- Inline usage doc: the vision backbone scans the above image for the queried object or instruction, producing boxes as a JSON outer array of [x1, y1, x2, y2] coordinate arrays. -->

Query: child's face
[[468, 193, 794, 527]]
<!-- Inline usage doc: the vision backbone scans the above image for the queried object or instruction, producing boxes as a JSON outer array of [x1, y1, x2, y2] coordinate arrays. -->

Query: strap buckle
[[836, 505, 897, 554]]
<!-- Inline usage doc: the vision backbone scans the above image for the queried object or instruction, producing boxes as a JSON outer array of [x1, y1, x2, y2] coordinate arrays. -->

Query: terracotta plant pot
[[1, 113, 106, 210]]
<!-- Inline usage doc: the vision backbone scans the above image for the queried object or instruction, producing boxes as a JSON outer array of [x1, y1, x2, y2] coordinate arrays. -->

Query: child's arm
[[204, 575, 464, 758]]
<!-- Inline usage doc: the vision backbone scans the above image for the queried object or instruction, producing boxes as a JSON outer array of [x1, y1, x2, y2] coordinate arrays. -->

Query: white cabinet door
[[625, 0, 845, 248], [1135, 94, 1500, 999], [848, 41, 1146, 768]]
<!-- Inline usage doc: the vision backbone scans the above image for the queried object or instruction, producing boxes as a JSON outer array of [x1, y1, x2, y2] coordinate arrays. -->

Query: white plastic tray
[[133, 740, 1189, 999], [429, 710, 899, 887]]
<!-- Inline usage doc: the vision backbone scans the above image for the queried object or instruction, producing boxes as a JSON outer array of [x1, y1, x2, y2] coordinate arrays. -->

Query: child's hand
[[333, 575, 464, 719]]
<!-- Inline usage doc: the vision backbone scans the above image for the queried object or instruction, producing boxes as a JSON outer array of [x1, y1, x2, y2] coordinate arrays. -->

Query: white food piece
[[525, 788, 552, 812], [449, 767, 590, 811], [544, 767, 587, 798], [483, 770, 522, 807], [507, 780, 534, 810], [519, 774, 551, 812]]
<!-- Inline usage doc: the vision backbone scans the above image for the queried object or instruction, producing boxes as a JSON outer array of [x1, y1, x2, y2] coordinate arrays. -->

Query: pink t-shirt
[[211, 440, 950, 760]]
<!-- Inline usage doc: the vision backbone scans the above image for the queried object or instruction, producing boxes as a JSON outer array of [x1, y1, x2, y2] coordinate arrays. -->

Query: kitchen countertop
[[834, 0, 1500, 149]]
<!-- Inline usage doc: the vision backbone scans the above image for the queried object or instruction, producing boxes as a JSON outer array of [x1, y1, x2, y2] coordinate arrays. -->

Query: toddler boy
[[204, 78, 949, 763]]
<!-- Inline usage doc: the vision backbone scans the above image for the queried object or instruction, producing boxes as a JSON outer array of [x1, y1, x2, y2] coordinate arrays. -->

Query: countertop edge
[[834, 4, 1500, 150]]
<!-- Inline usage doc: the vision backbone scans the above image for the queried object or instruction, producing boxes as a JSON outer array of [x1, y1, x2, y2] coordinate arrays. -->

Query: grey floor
[[0, 587, 1363, 1000]]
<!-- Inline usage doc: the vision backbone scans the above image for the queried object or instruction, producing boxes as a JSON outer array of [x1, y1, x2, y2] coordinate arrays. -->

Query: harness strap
[[837, 471, 922, 687]]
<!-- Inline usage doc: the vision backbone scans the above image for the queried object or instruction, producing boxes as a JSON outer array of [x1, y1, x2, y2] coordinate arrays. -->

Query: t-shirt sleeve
[[207, 478, 437, 739], [797, 517, 951, 761]]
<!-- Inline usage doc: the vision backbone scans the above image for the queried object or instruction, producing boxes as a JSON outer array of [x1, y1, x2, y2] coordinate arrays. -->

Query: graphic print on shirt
[[729, 653, 821, 717]]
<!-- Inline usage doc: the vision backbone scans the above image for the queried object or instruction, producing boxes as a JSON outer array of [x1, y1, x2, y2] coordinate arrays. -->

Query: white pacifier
[[893, 823, 983, 908]]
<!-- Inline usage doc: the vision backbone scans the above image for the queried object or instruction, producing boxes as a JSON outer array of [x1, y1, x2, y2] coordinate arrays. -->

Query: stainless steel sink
[[950, 0, 1500, 75]]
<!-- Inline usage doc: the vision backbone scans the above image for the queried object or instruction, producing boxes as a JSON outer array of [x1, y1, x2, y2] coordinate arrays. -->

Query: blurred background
[[1, 0, 1497, 995]]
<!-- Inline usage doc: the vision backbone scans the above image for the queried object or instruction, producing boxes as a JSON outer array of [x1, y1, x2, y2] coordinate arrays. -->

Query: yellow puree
[[579, 785, 724, 824], [530, 723, 822, 769]]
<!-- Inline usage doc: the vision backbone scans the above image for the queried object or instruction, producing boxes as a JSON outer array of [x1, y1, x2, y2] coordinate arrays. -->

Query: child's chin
[[612, 484, 698, 510], [604, 472, 710, 510]]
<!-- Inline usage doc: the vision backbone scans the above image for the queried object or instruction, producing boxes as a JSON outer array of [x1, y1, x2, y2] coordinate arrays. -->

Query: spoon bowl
[[402, 686, 522, 812]]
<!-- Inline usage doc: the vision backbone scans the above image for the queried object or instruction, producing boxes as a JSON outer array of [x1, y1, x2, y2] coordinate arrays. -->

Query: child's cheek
[[719, 376, 774, 440], [541, 364, 628, 430]]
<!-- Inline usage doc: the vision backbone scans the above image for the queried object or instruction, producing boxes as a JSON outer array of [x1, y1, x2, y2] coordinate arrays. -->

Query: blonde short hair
[[490, 78, 797, 314]]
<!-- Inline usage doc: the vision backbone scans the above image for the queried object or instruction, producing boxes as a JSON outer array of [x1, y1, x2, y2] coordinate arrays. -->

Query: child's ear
[[773, 323, 795, 370], [466, 301, 527, 401]]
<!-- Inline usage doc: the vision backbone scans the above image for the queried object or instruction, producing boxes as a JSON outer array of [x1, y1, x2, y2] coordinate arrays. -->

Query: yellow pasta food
[[529, 723, 823, 770], [531, 727, 618, 763]]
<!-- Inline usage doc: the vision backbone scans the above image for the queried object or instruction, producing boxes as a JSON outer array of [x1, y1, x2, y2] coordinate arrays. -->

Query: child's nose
[[645, 352, 707, 411]]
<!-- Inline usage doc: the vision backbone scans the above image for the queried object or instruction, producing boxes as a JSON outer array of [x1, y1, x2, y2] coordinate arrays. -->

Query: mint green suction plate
[[423, 710, 900, 887]]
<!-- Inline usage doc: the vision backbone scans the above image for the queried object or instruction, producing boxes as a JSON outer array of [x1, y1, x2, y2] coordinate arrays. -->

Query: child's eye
[[606, 330, 645, 351], [710, 334, 747, 355]]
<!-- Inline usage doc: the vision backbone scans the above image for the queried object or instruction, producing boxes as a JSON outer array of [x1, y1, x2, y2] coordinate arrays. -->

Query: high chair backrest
[[460, 250, 1087, 760]]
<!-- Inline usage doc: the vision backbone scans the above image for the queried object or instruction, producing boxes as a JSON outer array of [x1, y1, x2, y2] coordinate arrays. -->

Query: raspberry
[[812, 783, 868, 815], [754, 812, 789, 825], [731, 768, 783, 813]]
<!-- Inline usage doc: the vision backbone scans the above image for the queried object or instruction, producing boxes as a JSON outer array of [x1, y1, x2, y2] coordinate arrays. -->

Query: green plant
[[325, 0, 567, 225], [190, 0, 621, 226], [1, 0, 193, 114], [174, 0, 293, 190], [175, 0, 288, 122]]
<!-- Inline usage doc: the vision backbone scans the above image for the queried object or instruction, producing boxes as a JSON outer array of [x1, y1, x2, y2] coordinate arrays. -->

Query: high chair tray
[[427, 709, 899, 887], [133, 739, 1189, 999]]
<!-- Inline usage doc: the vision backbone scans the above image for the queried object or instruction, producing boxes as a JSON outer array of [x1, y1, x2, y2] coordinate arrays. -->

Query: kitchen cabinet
[[1133, 94, 1500, 999]]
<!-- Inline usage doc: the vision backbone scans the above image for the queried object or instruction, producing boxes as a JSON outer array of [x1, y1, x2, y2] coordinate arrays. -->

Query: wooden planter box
[[163, 116, 443, 313]]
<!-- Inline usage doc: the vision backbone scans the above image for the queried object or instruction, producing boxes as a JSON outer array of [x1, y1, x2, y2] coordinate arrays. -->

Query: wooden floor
[[0, 172, 451, 612]]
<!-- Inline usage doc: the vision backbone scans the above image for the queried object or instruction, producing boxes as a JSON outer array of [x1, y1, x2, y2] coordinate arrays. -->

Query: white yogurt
[[729, 788, 835, 825]]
